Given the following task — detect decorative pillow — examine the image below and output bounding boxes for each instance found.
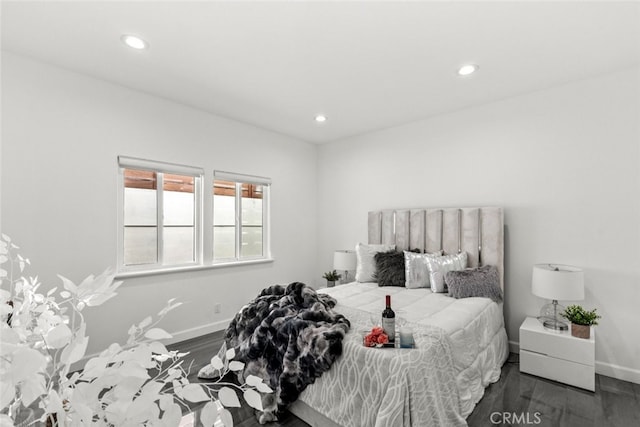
[404,251,443,289]
[425,252,468,293]
[355,243,396,282]
[373,250,405,287]
[446,265,503,302]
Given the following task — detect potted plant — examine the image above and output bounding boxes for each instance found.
[322,270,342,288]
[561,304,601,339]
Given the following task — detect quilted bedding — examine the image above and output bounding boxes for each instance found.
[295,304,468,427]
[293,282,509,426]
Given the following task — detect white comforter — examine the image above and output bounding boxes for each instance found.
[297,282,508,426]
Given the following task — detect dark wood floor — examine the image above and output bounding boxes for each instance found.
[170,331,640,427]
[466,353,640,427]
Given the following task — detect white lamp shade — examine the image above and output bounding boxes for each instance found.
[333,250,356,271]
[532,264,584,301]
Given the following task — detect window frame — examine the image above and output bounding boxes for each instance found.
[212,170,271,265]
[117,156,204,274]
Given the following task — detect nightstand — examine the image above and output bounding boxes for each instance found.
[519,316,595,391]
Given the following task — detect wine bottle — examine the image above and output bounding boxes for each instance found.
[382,294,396,342]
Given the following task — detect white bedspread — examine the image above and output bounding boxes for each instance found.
[296,282,508,426]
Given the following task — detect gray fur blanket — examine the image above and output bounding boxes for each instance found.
[199,282,350,423]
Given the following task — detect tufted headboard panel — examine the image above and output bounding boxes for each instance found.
[368,207,504,290]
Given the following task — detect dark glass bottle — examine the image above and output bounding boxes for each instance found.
[382,294,395,342]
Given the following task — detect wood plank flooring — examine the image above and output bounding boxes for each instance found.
[466,353,640,427]
[170,332,640,427]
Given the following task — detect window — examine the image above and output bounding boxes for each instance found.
[213,171,270,263]
[118,157,203,272]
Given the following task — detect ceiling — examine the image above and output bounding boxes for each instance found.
[2,1,639,144]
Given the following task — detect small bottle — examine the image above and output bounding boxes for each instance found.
[382,294,396,343]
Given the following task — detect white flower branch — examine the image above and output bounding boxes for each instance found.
[0,235,272,427]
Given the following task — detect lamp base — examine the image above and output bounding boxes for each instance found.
[538,300,568,331]
[541,318,569,331]
[340,270,350,284]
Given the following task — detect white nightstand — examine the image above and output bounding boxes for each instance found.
[519,316,595,391]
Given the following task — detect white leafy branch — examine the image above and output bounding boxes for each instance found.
[0,233,31,299]
[198,347,274,414]
[0,235,272,427]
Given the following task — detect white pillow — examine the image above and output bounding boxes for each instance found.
[425,252,468,293]
[355,243,396,282]
[403,251,443,289]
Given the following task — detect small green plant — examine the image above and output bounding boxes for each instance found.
[561,304,601,326]
[322,270,342,281]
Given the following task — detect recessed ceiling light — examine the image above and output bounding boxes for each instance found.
[315,115,327,123]
[458,64,479,76]
[121,34,148,50]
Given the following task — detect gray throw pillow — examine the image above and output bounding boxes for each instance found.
[445,265,503,302]
[374,250,405,287]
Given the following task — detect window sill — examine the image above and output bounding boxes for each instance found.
[115,258,274,280]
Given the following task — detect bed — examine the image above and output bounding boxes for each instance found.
[288,207,509,427]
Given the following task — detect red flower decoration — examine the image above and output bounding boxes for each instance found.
[364,326,390,347]
[377,333,389,344]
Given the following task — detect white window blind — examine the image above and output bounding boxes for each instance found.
[213,170,271,185]
[119,156,204,177]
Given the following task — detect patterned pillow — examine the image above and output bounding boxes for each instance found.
[446,265,503,302]
[425,252,468,293]
[374,250,405,287]
[403,251,443,289]
[355,243,396,283]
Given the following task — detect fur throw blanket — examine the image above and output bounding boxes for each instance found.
[198,282,350,423]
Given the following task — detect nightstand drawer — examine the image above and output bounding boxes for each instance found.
[521,349,595,391]
[520,320,594,366]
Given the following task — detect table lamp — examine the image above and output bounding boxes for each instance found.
[333,250,356,284]
[532,264,584,330]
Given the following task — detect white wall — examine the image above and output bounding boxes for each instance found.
[317,67,640,383]
[1,52,318,355]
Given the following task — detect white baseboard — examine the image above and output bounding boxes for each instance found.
[510,340,639,385]
[164,318,232,346]
[595,361,640,385]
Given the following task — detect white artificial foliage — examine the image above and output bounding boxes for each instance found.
[210,355,224,370]
[199,401,219,427]
[228,361,245,372]
[243,389,263,411]
[218,387,241,408]
[0,235,272,426]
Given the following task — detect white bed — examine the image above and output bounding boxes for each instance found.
[289,207,509,427]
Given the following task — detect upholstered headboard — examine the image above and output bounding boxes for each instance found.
[368,207,504,290]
